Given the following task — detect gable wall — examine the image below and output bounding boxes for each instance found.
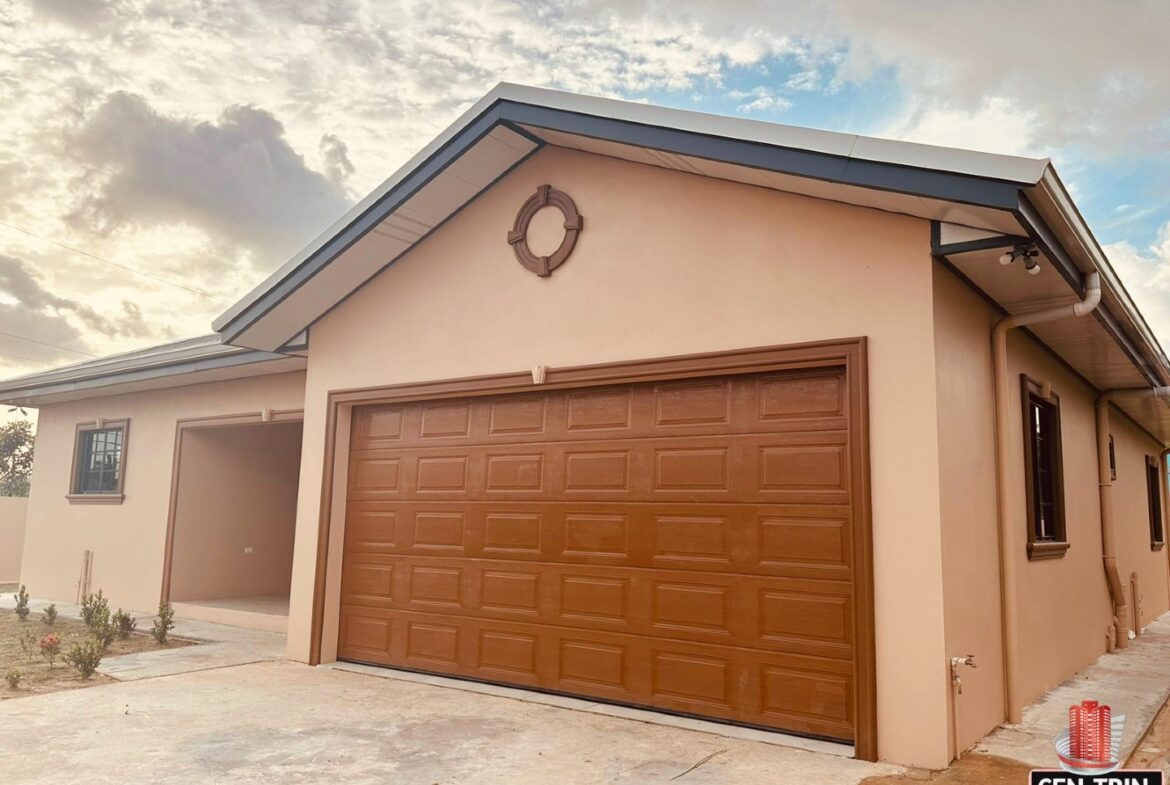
[288,145,951,766]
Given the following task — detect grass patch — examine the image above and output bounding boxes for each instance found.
[1,606,190,699]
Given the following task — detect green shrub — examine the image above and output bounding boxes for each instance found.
[4,669,20,690]
[17,627,37,663]
[151,602,175,645]
[12,584,29,621]
[63,639,104,679]
[38,633,61,667]
[80,590,109,630]
[112,609,136,639]
[41,603,57,626]
[91,618,116,651]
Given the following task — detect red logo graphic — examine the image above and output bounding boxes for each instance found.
[1054,700,1124,775]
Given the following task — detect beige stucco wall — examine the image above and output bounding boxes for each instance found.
[933,262,1170,753]
[169,420,302,602]
[932,264,1005,755]
[1110,407,1170,628]
[20,371,305,613]
[1006,329,1115,698]
[0,495,28,582]
[287,145,952,766]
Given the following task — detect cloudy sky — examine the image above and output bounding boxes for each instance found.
[1,0,1168,389]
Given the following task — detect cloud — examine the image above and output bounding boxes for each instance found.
[1106,223,1170,353]
[319,133,355,187]
[877,96,1042,157]
[729,86,793,114]
[0,253,158,365]
[62,92,351,265]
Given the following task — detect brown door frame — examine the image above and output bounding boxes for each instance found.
[308,338,877,760]
[159,409,305,606]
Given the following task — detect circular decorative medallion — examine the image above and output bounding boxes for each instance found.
[507,184,583,277]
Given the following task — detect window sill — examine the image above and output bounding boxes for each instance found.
[1153,541,1166,552]
[66,493,124,505]
[1028,540,1070,560]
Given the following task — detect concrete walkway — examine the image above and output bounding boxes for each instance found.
[977,612,1170,768]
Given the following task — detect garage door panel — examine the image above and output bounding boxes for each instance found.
[346,501,851,579]
[340,367,862,742]
[349,371,848,452]
[351,435,850,504]
[343,553,853,658]
[337,605,856,739]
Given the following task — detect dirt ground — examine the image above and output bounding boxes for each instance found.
[858,754,1031,785]
[1,603,189,699]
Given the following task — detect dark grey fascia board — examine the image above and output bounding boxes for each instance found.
[215,97,1036,346]
[1013,195,1085,296]
[503,102,1029,210]
[0,349,295,403]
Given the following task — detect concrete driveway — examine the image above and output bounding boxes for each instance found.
[0,660,901,784]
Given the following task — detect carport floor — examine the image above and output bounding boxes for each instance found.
[171,594,289,633]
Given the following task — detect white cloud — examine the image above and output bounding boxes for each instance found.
[1106,223,1170,350]
[877,96,1042,157]
[729,86,793,114]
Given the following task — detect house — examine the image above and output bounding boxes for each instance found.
[3,83,1169,769]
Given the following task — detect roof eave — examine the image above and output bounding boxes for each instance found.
[213,83,1049,349]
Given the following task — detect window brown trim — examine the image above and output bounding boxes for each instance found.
[1109,435,1117,481]
[1021,376,1068,560]
[1147,455,1165,550]
[67,419,130,504]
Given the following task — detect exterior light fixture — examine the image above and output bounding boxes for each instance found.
[1000,244,1042,274]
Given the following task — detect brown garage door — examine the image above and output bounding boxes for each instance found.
[338,367,862,742]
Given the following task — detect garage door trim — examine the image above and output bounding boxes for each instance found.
[309,338,875,760]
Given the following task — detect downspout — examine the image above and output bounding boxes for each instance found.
[1096,385,1170,649]
[992,271,1101,724]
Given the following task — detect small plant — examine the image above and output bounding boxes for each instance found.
[63,639,103,679]
[41,603,57,626]
[91,618,116,651]
[38,633,61,667]
[151,602,175,645]
[17,627,37,663]
[4,669,21,690]
[12,585,29,621]
[80,590,109,630]
[112,609,136,639]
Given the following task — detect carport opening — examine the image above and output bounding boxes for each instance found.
[168,419,302,631]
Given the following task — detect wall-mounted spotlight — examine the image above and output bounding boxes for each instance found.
[999,244,1042,275]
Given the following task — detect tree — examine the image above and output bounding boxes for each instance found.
[0,420,34,497]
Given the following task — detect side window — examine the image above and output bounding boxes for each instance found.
[1021,377,1067,559]
[68,420,129,503]
[1109,435,1117,481]
[1147,456,1165,549]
